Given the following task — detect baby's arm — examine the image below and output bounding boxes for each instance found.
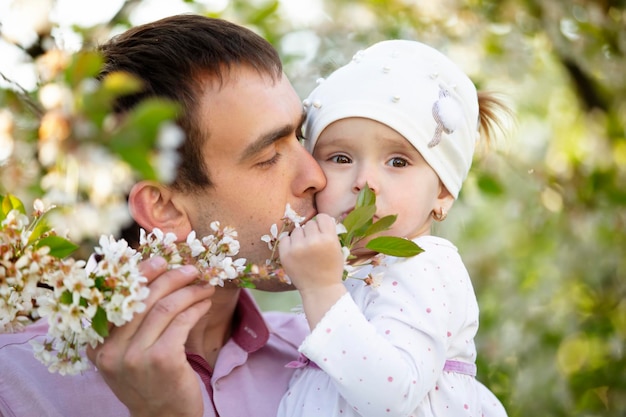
[278,213,347,329]
[296,249,464,416]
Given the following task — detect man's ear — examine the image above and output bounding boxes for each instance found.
[128,181,192,240]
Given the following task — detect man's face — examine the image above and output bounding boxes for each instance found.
[179,67,326,265]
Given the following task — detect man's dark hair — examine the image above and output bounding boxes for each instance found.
[98,14,283,191]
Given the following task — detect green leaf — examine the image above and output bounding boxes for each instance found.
[365,236,424,257]
[108,98,179,180]
[2,194,26,218]
[65,51,103,87]
[476,173,504,196]
[91,306,109,338]
[238,278,257,289]
[113,146,158,181]
[27,218,50,246]
[113,98,179,147]
[36,235,79,258]
[93,275,106,291]
[342,205,376,236]
[355,184,376,208]
[0,194,5,222]
[78,71,145,129]
[27,207,59,246]
[101,71,143,97]
[362,214,397,238]
[249,1,280,25]
[59,290,73,305]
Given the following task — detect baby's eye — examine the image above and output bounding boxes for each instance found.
[387,157,408,168]
[330,155,352,164]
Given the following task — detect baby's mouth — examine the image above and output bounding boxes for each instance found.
[337,210,352,223]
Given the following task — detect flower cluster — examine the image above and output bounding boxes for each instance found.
[0,200,55,334]
[32,235,147,375]
[138,223,246,287]
[0,195,252,375]
[0,196,145,374]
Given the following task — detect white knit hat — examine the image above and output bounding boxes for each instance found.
[303,40,479,198]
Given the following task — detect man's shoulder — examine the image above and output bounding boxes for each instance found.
[0,321,126,417]
[0,322,47,386]
[0,320,48,350]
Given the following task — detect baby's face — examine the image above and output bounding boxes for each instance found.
[312,117,449,241]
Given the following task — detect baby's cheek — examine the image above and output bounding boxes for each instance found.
[314,192,339,217]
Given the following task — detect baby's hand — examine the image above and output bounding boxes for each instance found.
[278,213,345,292]
[279,213,347,329]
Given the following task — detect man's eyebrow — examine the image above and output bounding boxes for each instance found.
[239,111,306,162]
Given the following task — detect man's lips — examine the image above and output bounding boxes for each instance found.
[302,210,317,224]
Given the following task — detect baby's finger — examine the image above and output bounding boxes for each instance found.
[315,214,339,234]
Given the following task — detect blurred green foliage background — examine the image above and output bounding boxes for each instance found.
[1,0,624,416]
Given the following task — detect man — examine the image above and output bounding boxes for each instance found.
[0,14,326,417]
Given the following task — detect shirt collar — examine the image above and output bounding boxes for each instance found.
[230,289,270,353]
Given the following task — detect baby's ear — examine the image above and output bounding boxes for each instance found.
[436,183,455,213]
[128,181,192,240]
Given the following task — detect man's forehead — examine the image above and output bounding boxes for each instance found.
[195,68,302,151]
[199,65,281,92]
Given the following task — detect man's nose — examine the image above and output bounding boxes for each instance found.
[296,145,326,194]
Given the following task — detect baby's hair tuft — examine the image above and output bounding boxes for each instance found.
[477,91,514,146]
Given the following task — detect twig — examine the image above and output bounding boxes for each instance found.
[0,70,43,118]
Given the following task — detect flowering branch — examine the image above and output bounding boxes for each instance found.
[0,186,421,375]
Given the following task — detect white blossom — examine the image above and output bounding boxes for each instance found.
[283,203,305,226]
[366,270,384,288]
[156,122,185,149]
[219,235,240,257]
[154,148,180,184]
[186,231,206,257]
[38,83,74,112]
[261,223,279,250]
[154,122,184,184]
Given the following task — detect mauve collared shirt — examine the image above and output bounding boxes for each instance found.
[0,290,307,417]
